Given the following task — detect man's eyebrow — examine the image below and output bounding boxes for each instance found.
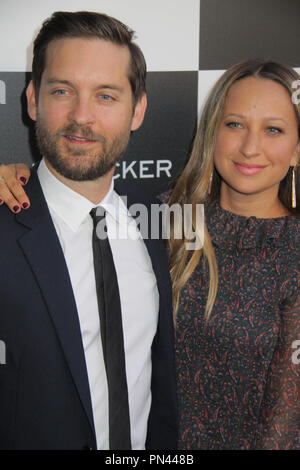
[46,79,73,87]
[94,84,124,93]
[45,79,124,93]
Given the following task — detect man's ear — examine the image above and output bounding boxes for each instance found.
[26,80,38,121]
[131,93,147,132]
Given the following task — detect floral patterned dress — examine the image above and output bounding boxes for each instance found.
[176,200,300,449]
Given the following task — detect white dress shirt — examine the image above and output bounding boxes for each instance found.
[37,158,159,450]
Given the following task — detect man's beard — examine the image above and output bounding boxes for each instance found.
[35,116,131,181]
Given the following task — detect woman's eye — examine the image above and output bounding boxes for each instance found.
[267,127,282,134]
[226,121,242,128]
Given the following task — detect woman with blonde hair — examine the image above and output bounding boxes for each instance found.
[1,59,300,450]
[168,59,300,449]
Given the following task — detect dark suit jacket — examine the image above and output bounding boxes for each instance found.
[0,167,178,450]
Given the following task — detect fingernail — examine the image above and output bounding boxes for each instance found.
[0,199,3,204]
[13,205,19,212]
[22,202,29,209]
[20,177,27,184]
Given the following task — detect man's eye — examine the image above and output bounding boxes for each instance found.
[53,89,68,95]
[100,94,113,101]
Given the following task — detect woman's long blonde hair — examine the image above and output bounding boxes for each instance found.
[169,59,300,323]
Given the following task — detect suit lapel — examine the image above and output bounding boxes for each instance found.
[15,171,95,436]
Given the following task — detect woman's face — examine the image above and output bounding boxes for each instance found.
[214,76,300,203]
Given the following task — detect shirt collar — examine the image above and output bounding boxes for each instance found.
[37,158,125,232]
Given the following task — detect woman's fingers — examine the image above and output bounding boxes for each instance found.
[14,163,31,186]
[0,163,31,211]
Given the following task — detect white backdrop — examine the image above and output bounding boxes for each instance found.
[0,0,200,72]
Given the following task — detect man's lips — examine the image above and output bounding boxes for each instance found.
[234,162,266,176]
[64,134,97,144]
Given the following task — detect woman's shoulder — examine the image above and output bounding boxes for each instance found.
[283,215,300,246]
[277,217,300,306]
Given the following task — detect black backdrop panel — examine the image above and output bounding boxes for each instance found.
[122,71,198,196]
[200,0,300,70]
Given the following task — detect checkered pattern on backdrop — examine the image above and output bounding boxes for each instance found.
[1,0,300,196]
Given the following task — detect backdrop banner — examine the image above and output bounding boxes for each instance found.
[1,0,300,196]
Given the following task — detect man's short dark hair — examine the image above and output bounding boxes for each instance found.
[32,11,147,106]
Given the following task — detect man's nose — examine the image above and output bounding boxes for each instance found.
[68,95,95,126]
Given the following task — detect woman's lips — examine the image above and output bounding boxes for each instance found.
[234,162,266,175]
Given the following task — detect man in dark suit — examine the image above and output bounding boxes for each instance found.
[0,11,177,450]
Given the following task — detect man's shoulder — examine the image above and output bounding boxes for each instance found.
[0,202,16,225]
[0,168,48,235]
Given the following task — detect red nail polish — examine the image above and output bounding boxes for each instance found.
[20,177,27,184]
[22,202,29,209]
[13,205,19,212]
[0,199,2,204]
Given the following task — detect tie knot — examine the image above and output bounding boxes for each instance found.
[90,206,106,226]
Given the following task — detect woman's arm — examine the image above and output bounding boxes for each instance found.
[254,293,300,449]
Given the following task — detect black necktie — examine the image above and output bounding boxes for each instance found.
[90,207,131,450]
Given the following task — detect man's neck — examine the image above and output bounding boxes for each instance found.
[44,159,114,204]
